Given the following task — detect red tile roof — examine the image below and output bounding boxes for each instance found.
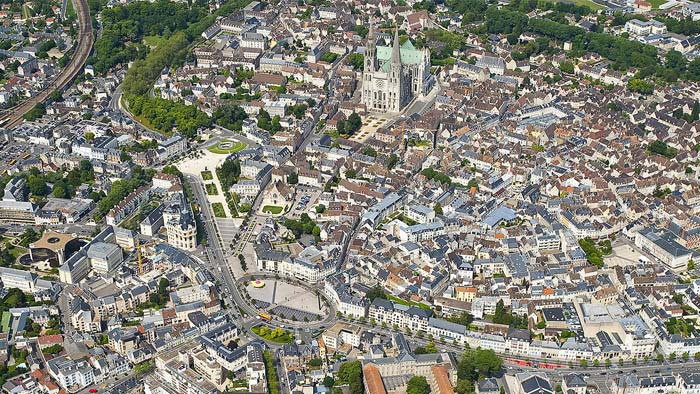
[363,364,387,394]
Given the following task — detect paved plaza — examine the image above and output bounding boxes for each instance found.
[246,279,326,317]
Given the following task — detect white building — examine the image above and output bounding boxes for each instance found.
[86,242,123,274]
[624,19,667,35]
[47,356,96,391]
[0,267,36,293]
[635,227,694,271]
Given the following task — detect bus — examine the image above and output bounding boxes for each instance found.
[8,159,16,166]
[22,154,30,160]
[258,312,272,322]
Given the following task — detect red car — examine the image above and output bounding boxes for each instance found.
[89,389,97,393]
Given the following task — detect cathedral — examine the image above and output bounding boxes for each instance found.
[361,25,433,114]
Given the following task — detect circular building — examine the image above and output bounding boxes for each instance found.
[29,231,82,266]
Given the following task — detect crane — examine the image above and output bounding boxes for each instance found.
[136,240,159,275]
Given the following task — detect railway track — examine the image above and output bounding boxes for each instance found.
[0,0,92,129]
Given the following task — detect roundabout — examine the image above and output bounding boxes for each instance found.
[207,139,247,154]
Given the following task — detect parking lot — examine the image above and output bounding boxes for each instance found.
[0,142,51,174]
[288,188,323,219]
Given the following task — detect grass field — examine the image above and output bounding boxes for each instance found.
[208,140,247,154]
[387,295,432,311]
[542,0,604,9]
[262,205,283,214]
[201,171,213,180]
[648,0,667,8]
[143,35,167,48]
[212,202,226,218]
[65,0,76,19]
[205,183,218,195]
[8,246,26,262]
[22,4,32,19]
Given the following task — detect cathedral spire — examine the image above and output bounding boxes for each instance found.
[391,26,401,65]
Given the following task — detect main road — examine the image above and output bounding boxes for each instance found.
[186,174,249,320]
[0,0,93,129]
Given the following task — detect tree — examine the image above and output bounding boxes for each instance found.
[52,184,68,198]
[386,153,399,169]
[366,285,386,301]
[346,113,362,136]
[158,278,170,294]
[434,203,443,215]
[689,259,695,271]
[24,103,46,121]
[217,158,241,189]
[19,228,40,247]
[407,376,430,394]
[628,78,653,94]
[580,359,588,367]
[337,361,364,394]
[309,358,323,367]
[323,376,335,388]
[559,61,575,74]
[455,348,502,394]
[213,104,247,131]
[415,341,439,354]
[336,119,345,134]
[362,147,377,157]
[27,174,48,196]
[347,53,364,70]
[42,344,64,355]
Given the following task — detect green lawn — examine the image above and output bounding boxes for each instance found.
[205,183,218,195]
[252,326,295,343]
[387,295,432,311]
[22,4,32,19]
[542,0,604,9]
[1,312,10,332]
[201,170,213,180]
[648,0,666,8]
[8,245,26,261]
[143,35,166,48]
[65,0,76,19]
[208,140,247,154]
[262,205,283,214]
[212,202,226,218]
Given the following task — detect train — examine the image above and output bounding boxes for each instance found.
[505,358,569,369]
